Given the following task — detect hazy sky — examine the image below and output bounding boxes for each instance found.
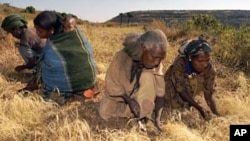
[1,0,250,22]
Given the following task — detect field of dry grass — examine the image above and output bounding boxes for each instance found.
[0,5,250,141]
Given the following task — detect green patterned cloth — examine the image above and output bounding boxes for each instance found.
[41,28,97,93]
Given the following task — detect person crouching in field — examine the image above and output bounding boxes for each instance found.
[1,14,46,91]
[98,29,168,131]
[33,11,97,105]
[164,36,220,121]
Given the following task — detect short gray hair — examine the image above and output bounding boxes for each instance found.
[137,29,167,51]
[123,29,168,61]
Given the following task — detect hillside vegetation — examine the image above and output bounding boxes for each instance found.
[0,4,250,141]
[109,10,250,28]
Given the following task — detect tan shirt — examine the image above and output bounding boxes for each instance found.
[105,49,165,97]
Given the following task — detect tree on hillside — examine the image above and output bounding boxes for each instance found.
[119,13,124,27]
[127,12,133,26]
[25,6,36,13]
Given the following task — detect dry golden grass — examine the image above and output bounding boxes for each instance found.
[0,16,250,141]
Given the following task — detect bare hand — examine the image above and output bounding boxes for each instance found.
[213,111,220,117]
[15,65,25,72]
[154,96,165,131]
[127,98,140,118]
[199,108,211,121]
[155,116,163,131]
[119,94,140,118]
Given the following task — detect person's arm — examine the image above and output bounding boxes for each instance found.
[154,96,165,130]
[15,43,36,72]
[203,64,220,116]
[120,94,140,118]
[204,92,220,116]
[153,63,166,130]
[15,57,36,72]
[178,91,210,120]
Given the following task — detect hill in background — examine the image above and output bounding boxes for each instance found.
[1,3,250,28]
[1,3,250,141]
[109,10,250,27]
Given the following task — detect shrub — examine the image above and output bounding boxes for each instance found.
[24,6,36,13]
[214,25,250,71]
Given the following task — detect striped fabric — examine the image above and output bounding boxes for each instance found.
[41,28,96,93]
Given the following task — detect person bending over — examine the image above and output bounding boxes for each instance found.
[98,29,168,131]
[164,36,220,121]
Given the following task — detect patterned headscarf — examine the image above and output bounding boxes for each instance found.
[183,36,212,57]
[1,14,27,32]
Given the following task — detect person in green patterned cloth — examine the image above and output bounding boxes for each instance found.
[1,14,46,91]
[164,36,220,121]
[98,29,168,131]
[33,11,96,104]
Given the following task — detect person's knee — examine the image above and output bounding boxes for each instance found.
[140,98,155,118]
[98,104,111,120]
[98,96,115,120]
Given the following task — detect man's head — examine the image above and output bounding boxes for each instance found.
[1,14,28,39]
[138,29,167,69]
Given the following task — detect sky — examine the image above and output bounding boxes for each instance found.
[1,0,250,22]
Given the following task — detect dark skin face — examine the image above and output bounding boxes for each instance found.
[141,45,166,69]
[34,25,53,39]
[9,28,22,39]
[190,52,210,73]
